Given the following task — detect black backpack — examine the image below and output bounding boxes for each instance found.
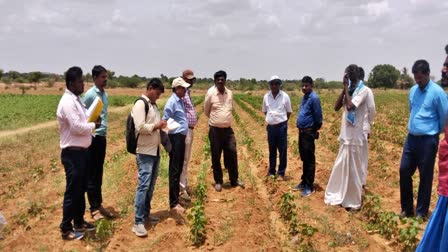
[126,97,149,154]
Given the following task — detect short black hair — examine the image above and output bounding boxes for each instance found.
[412,60,430,75]
[214,70,227,80]
[146,78,164,92]
[301,76,313,85]
[65,66,83,88]
[345,64,359,81]
[359,67,365,80]
[92,65,107,78]
[445,44,448,54]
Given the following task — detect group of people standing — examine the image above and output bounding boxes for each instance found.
[262,65,375,205]
[55,45,448,249]
[56,67,246,239]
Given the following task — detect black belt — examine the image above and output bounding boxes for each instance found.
[299,128,314,132]
[188,126,194,129]
[63,147,88,151]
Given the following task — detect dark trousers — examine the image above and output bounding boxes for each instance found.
[87,135,106,211]
[299,130,316,187]
[168,133,186,208]
[209,126,239,185]
[400,134,439,216]
[267,122,288,176]
[60,148,88,233]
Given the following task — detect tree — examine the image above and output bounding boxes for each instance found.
[0,69,3,79]
[8,70,19,80]
[314,78,325,88]
[160,74,169,83]
[29,71,43,83]
[397,67,414,89]
[367,64,400,88]
[107,70,115,79]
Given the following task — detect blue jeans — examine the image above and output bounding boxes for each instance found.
[134,154,160,224]
[400,134,439,216]
[267,122,288,176]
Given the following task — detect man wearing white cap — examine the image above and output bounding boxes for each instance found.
[163,77,190,214]
[179,69,197,201]
[262,75,292,181]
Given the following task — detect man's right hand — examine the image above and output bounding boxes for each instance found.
[94,118,102,129]
[156,120,167,130]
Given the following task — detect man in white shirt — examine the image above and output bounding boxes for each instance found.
[325,64,371,211]
[56,66,101,240]
[262,75,292,180]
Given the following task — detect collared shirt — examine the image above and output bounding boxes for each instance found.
[339,85,369,145]
[82,86,108,136]
[297,90,323,129]
[262,90,292,125]
[408,80,448,136]
[362,86,376,135]
[182,89,197,128]
[204,86,233,128]
[132,95,161,156]
[56,89,95,149]
[163,93,188,135]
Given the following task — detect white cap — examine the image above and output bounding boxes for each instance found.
[269,75,282,85]
[172,77,190,88]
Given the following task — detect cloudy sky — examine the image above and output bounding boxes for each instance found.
[0,0,447,81]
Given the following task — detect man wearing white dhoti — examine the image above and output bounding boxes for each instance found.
[324,64,370,210]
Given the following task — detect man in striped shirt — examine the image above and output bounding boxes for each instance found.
[179,69,197,201]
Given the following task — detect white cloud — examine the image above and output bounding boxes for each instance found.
[208,23,231,38]
[362,0,391,17]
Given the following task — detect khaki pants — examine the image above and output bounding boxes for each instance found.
[180,128,193,192]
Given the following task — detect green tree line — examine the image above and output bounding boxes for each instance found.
[0,64,425,90]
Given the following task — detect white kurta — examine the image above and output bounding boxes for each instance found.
[324,84,371,209]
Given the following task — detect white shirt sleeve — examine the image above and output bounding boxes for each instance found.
[262,95,268,113]
[284,94,292,113]
[352,88,368,108]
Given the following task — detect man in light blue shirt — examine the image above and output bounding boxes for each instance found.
[162,77,190,214]
[82,65,113,220]
[400,59,448,219]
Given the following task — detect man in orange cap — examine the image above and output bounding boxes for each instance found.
[178,69,197,201]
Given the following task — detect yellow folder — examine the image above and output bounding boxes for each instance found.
[87,97,104,122]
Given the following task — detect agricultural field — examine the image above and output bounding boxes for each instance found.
[0,87,438,252]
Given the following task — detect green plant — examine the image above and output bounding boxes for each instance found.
[399,218,421,251]
[95,219,115,243]
[28,201,44,217]
[50,158,57,172]
[280,192,296,222]
[188,201,207,246]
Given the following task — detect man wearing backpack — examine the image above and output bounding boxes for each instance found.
[131,79,166,237]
